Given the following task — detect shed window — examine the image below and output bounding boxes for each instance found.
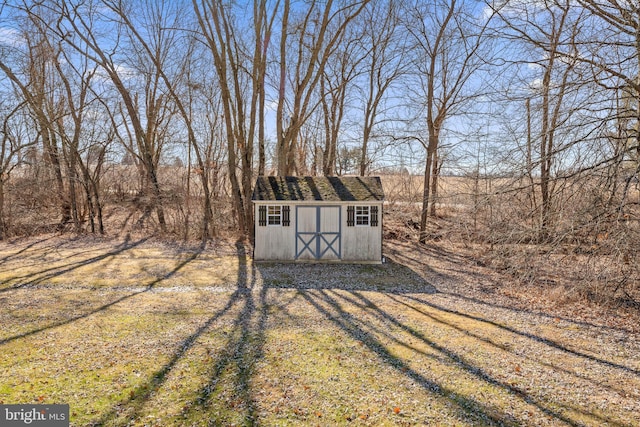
[355,206,370,226]
[268,206,282,225]
[258,205,290,227]
[347,205,379,227]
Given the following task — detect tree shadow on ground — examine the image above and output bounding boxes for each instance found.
[0,237,269,426]
[4,237,636,426]
[257,248,636,427]
[86,249,436,425]
[404,294,640,378]
[83,240,640,426]
[0,235,150,293]
[179,241,269,425]
[293,287,633,427]
[0,237,202,346]
[393,293,639,401]
[0,235,56,266]
[297,288,513,426]
[91,240,269,427]
[385,239,489,284]
[386,239,640,335]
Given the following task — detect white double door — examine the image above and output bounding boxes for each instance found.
[295,206,341,261]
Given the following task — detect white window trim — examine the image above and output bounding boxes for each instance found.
[355,205,370,227]
[267,205,282,226]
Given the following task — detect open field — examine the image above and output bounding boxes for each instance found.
[1,236,639,426]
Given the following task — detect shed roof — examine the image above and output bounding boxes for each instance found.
[252,176,384,202]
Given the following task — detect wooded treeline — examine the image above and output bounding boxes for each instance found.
[0,0,638,253]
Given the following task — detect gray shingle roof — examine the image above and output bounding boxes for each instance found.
[252,176,384,202]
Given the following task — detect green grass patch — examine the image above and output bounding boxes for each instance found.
[0,238,242,290]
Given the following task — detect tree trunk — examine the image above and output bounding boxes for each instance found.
[429,150,439,217]
[0,177,5,240]
[360,125,371,176]
[145,159,167,232]
[43,129,71,227]
[419,145,436,244]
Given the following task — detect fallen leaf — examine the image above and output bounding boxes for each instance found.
[515,365,522,374]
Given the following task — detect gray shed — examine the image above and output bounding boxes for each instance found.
[252,176,384,263]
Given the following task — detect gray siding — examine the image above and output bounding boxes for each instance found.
[253,204,296,260]
[341,203,382,262]
[253,202,382,263]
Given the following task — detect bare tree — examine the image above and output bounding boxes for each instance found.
[274,0,369,176]
[253,0,276,177]
[0,9,71,228]
[0,99,36,238]
[356,0,407,176]
[44,0,174,232]
[493,0,585,241]
[574,0,640,200]
[102,0,221,240]
[0,2,118,234]
[193,0,278,234]
[405,0,492,243]
[319,30,363,176]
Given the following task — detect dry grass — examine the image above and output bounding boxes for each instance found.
[1,236,639,426]
[380,173,640,310]
[0,236,241,291]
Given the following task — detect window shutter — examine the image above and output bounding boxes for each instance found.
[258,205,266,226]
[371,205,379,227]
[347,206,354,226]
[282,205,290,226]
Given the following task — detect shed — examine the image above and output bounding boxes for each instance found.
[252,176,384,263]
